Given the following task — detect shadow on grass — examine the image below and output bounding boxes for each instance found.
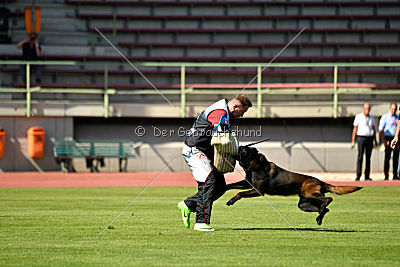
[225,227,369,233]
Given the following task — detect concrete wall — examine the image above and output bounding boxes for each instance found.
[0,117,73,171]
[0,108,397,174]
[69,117,388,174]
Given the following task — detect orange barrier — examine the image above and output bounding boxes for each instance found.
[24,8,32,33]
[27,127,45,158]
[24,7,41,34]
[35,8,41,34]
[0,128,5,159]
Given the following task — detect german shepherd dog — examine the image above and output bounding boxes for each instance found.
[227,146,362,225]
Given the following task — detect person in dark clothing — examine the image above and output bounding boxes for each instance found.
[351,103,378,181]
[16,33,42,84]
[379,103,399,180]
[178,94,252,231]
[390,106,400,178]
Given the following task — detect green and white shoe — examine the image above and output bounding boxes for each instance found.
[193,223,215,232]
[177,201,191,228]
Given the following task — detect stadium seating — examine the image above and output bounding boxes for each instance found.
[2,0,400,172]
[1,0,400,100]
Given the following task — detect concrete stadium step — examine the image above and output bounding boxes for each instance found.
[66,1,400,17]
[3,65,399,86]
[2,52,400,63]
[6,31,91,47]
[8,29,397,47]
[3,42,399,59]
[88,28,400,44]
[79,14,400,31]
[6,2,75,17]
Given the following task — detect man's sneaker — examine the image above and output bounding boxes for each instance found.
[177,201,191,228]
[193,223,215,232]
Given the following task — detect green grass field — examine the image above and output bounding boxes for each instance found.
[1,186,399,266]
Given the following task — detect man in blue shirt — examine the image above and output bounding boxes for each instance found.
[379,103,399,180]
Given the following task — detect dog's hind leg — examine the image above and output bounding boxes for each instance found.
[301,183,334,225]
[297,196,322,212]
[314,196,333,225]
[316,208,330,225]
[226,189,260,206]
[302,184,333,210]
[299,196,331,225]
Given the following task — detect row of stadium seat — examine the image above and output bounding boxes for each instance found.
[65,1,400,7]
[90,28,400,33]
[78,14,400,20]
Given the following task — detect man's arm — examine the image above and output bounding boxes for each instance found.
[34,39,41,57]
[390,122,400,149]
[378,116,386,145]
[351,126,358,148]
[16,38,29,49]
[379,130,387,146]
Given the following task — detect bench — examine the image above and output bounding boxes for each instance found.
[53,139,136,173]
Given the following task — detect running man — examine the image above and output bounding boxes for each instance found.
[178,94,252,231]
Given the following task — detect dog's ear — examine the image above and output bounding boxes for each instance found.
[258,154,267,163]
[230,154,240,160]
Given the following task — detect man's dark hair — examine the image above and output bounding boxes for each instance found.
[234,94,252,108]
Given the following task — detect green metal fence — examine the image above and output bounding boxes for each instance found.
[1,60,400,118]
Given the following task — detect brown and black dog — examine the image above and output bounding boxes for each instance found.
[227,146,362,225]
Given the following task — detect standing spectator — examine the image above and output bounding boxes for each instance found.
[379,103,399,180]
[390,107,400,178]
[351,103,378,181]
[16,33,42,84]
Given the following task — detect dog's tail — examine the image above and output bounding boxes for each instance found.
[324,184,362,195]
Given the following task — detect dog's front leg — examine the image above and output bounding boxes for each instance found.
[226,170,253,191]
[226,189,260,206]
[226,179,253,190]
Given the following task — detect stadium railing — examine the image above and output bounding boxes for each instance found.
[3,54,400,62]
[1,60,400,118]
